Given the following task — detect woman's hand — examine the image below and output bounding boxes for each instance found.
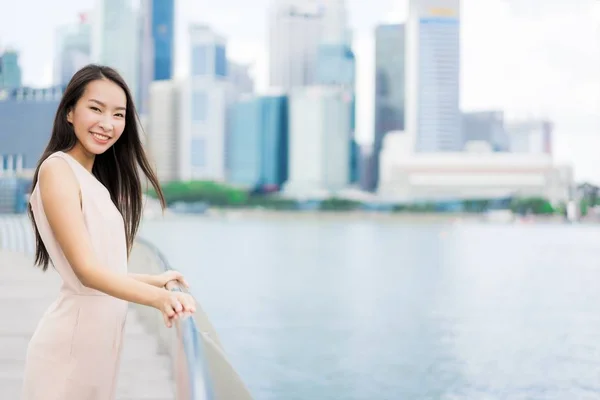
[153,290,196,328]
[157,270,189,289]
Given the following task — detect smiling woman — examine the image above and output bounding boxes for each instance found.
[21,65,197,400]
[66,80,127,154]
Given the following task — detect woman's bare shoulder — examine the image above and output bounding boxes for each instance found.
[38,156,80,205]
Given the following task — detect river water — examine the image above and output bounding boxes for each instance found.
[139,215,600,400]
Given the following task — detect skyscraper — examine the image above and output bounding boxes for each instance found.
[406,0,461,152]
[0,49,22,89]
[313,0,357,183]
[54,14,91,86]
[269,0,324,90]
[178,25,231,181]
[147,80,180,182]
[228,93,288,188]
[0,86,64,171]
[284,86,353,195]
[138,0,153,114]
[152,0,175,80]
[137,0,174,114]
[320,0,351,45]
[92,0,140,100]
[371,23,405,191]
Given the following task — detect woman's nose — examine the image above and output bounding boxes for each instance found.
[98,120,113,132]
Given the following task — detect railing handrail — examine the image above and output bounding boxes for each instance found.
[135,237,253,400]
[136,237,213,399]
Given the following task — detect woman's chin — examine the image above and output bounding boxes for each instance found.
[82,140,113,155]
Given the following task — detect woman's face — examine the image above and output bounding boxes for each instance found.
[67,78,127,155]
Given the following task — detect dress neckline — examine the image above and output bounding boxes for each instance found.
[56,151,111,196]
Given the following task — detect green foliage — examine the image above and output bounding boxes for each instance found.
[580,199,589,217]
[147,180,248,206]
[147,181,564,217]
[510,197,554,215]
[246,195,298,210]
[319,197,362,211]
[462,199,490,213]
[392,202,437,213]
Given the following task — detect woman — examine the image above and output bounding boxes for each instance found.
[21,65,196,399]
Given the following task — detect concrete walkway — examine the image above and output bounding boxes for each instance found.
[0,249,176,400]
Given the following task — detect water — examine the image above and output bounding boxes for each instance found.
[139,216,600,400]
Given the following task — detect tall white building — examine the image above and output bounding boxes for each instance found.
[179,25,231,182]
[320,0,350,45]
[284,86,353,196]
[146,80,180,182]
[406,0,462,152]
[137,0,154,115]
[54,13,92,86]
[269,0,325,90]
[92,0,139,100]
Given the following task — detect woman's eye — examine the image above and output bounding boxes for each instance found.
[115,113,125,118]
[90,107,101,112]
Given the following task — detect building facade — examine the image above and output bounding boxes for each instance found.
[228,93,288,189]
[152,0,175,80]
[178,25,231,182]
[92,0,140,101]
[505,119,553,155]
[54,14,91,86]
[284,86,352,196]
[137,0,175,114]
[137,0,154,115]
[406,0,462,152]
[371,23,406,191]
[228,61,255,96]
[146,80,180,182]
[269,0,324,90]
[0,50,22,89]
[0,86,63,171]
[378,132,572,204]
[462,110,508,151]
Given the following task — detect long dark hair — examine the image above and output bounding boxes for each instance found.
[28,64,166,271]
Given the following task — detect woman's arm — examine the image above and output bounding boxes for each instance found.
[129,273,163,288]
[130,271,189,289]
[39,158,173,309]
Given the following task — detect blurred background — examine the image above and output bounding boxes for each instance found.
[1,0,600,399]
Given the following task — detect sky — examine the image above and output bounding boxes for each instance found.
[0,0,599,182]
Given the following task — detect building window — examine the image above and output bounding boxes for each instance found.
[215,45,227,77]
[191,137,206,168]
[192,91,208,122]
[191,45,208,76]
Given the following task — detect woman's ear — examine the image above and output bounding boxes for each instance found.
[66,108,73,124]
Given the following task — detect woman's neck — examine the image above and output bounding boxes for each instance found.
[65,144,95,173]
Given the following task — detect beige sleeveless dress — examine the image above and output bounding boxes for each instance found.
[21,151,129,400]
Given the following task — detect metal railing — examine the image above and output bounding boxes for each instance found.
[134,238,254,400]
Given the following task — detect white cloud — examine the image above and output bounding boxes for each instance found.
[381,0,408,24]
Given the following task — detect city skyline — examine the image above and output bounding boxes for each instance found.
[0,0,598,183]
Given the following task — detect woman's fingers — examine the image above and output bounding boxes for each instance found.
[170,298,183,313]
[179,294,196,313]
[162,309,173,328]
[161,293,197,328]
